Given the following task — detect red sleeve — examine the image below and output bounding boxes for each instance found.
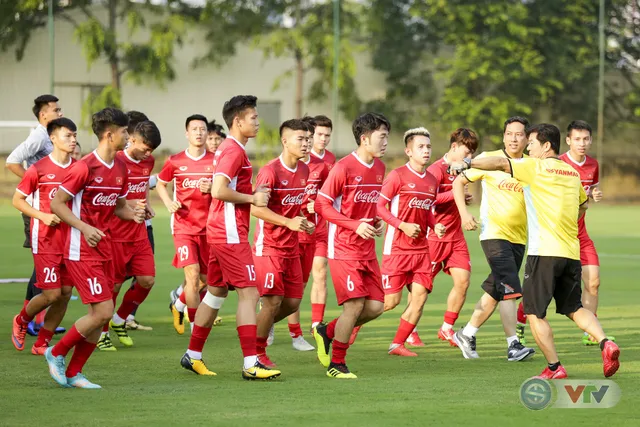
[157,157,174,183]
[16,165,39,197]
[594,162,600,185]
[60,162,90,197]
[118,171,129,198]
[215,146,243,181]
[317,163,361,232]
[428,163,453,205]
[377,170,402,229]
[255,165,275,190]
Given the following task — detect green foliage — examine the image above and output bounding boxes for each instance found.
[253,119,281,166]
[80,85,122,129]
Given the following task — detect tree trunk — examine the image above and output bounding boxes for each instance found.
[295,48,303,118]
[108,0,120,92]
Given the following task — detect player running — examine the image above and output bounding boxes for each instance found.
[450,117,535,361]
[46,108,145,389]
[449,123,620,379]
[426,128,478,346]
[157,115,214,334]
[253,119,315,367]
[101,120,162,350]
[11,118,78,355]
[180,95,280,380]
[313,112,389,379]
[378,127,446,356]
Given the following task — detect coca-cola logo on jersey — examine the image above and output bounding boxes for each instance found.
[182,177,211,189]
[408,197,433,210]
[92,192,118,206]
[282,193,305,205]
[128,181,148,194]
[498,180,524,193]
[354,190,380,203]
[304,183,318,195]
[48,187,58,200]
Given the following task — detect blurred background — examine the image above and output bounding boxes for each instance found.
[0,0,639,200]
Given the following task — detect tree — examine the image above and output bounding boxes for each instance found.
[251,0,364,119]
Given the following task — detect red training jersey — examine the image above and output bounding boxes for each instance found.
[16,154,75,255]
[59,151,128,261]
[310,148,336,171]
[560,152,599,238]
[427,156,464,242]
[316,152,385,261]
[157,149,214,236]
[109,151,154,242]
[207,137,253,244]
[254,156,309,256]
[299,155,329,244]
[378,163,438,255]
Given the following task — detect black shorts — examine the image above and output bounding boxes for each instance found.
[480,239,525,301]
[522,255,583,319]
[22,213,31,248]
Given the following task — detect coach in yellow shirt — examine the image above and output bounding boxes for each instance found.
[449,123,620,380]
[451,117,534,362]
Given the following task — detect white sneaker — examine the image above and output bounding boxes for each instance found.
[292,335,315,351]
[267,325,275,346]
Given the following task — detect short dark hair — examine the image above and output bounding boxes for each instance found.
[503,116,530,133]
[127,111,149,134]
[279,119,309,138]
[301,116,316,133]
[134,120,162,150]
[47,117,77,136]
[352,112,391,146]
[207,120,227,138]
[527,123,561,154]
[567,120,592,137]
[222,95,258,129]
[449,128,479,153]
[185,114,208,130]
[75,141,81,149]
[32,95,59,119]
[91,107,129,139]
[313,115,332,129]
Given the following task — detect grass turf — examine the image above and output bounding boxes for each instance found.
[0,200,638,426]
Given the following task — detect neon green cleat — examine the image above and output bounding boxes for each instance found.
[97,333,117,351]
[312,323,331,368]
[516,324,526,345]
[327,363,357,379]
[109,320,133,347]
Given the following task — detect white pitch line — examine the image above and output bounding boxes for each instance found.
[0,278,30,284]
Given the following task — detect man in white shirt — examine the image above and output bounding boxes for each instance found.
[5,95,63,335]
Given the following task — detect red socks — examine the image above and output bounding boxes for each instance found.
[102,323,109,333]
[393,319,416,345]
[444,310,459,327]
[288,323,303,338]
[35,310,45,325]
[517,302,527,324]
[34,327,55,347]
[188,325,212,353]
[326,318,338,340]
[311,303,325,324]
[256,336,268,355]
[187,308,198,323]
[331,340,349,364]
[17,307,34,325]
[65,339,97,378]
[179,292,187,304]
[51,325,85,358]
[116,283,151,320]
[237,324,257,357]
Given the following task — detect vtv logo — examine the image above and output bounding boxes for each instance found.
[554,380,621,409]
[564,385,608,404]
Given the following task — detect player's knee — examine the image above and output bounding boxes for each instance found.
[343,298,365,317]
[384,295,401,312]
[42,289,62,305]
[60,287,73,302]
[586,276,600,294]
[208,286,228,298]
[93,303,114,324]
[137,276,155,289]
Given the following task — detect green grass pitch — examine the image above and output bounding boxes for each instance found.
[0,201,638,426]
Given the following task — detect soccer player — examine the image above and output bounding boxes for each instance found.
[426,128,478,346]
[313,112,389,379]
[450,117,536,361]
[6,95,64,336]
[100,120,162,350]
[253,118,315,367]
[206,120,226,153]
[72,142,82,161]
[180,95,280,380]
[11,118,77,355]
[45,108,145,389]
[449,123,620,379]
[308,115,336,329]
[378,127,446,356]
[157,115,214,335]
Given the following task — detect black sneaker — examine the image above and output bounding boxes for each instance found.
[453,330,479,359]
[327,362,357,379]
[507,340,535,361]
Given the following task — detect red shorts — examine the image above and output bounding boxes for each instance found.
[65,260,114,304]
[381,253,433,295]
[428,238,471,277]
[299,242,315,284]
[112,240,155,283]
[314,238,328,258]
[33,254,72,290]
[579,235,599,266]
[207,243,256,289]
[328,258,384,306]
[172,234,208,274]
[254,254,304,299]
